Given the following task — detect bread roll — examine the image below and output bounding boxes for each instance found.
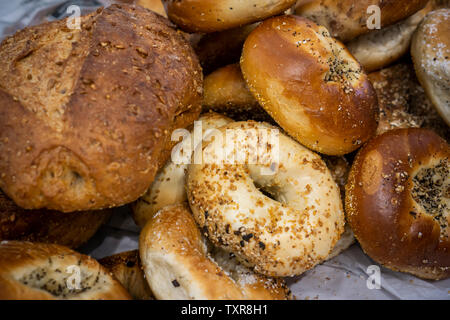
[0,4,202,212]
[411,8,450,126]
[0,190,111,248]
[346,128,449,280]
[0,241,131,299]
[162,0,297,33]
[241,15,379,155]
[203,64,271,122]
[295,0,429,42]
[99,250,154,300]
[140,204,291,299]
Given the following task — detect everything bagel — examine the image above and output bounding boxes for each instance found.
[186,121,345,277]
[139,204,291,299]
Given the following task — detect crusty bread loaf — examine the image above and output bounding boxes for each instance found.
[0,190,111,248]
[0,4,202,212]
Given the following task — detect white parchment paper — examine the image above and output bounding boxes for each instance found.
[0,0,448,300]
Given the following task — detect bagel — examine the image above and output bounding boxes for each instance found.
[295,0,429,42]
[240,15,379,156]
[162,0,297,33]
[117,0,167,17]
[369,62,449,141]
[203,64,271,122]
[0,4,202,212]
[347,2,433,72]
[99,250,154,300]
[346,128,450,280]
[139,204,291,300]
[0,190,111,248]
[186,121,345,277]
[411,8,450,126]
[0,241,131,299]
[133,112,233,228]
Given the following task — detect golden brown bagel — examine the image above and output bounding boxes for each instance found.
[369,62,449,141]
[0,4,202,212]
[0,190,111,248]
[411,8,450,126]
[203,64,271,122]
[162,0,297,33]
[241,15,379,155]
[0,241,131,299]
[346,128,450,280]
[139,204,291,300]
[295,0,429,42]
[99,250,154,300]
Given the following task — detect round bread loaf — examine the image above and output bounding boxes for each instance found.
[99,250,154,300]
[411,8,450,126]
[241,15,379,155]
[162,0,297,33]
[0,4,202,212]
[346,128,450,280]
[0,241,131,299]
[140,204,291,300]
[295,0,429,42]
[0,190,111,248]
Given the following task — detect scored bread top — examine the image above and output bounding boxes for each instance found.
[0,4,202,212]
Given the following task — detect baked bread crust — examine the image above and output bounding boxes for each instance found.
[0,4,202,212]
[0,191,111,248]
[0,241,131,299]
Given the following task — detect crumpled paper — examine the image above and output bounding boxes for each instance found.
[0,0,448,300]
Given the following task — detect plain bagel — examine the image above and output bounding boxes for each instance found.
[346,128,450,280]
[186,121,345,277]
[139,204,291,300]
[295,0,429,42]
[0,241,131,299]
[162,0,297,33]
[132,112,233,228]
[241,15,379,155]
[411,8,450,126]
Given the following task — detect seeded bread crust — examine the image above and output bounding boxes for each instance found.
[0,4,202,212]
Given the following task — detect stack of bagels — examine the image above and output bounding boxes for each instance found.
[0,0,448,300]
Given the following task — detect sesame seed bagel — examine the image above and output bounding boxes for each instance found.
[240,15,379,156]
[411,8,450,126]
[346,128,450,280]
[0,241,131,299]
[139,204,291,300]
[186,121,345,277]
[132,112,233,228]
[162,0,297,33]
